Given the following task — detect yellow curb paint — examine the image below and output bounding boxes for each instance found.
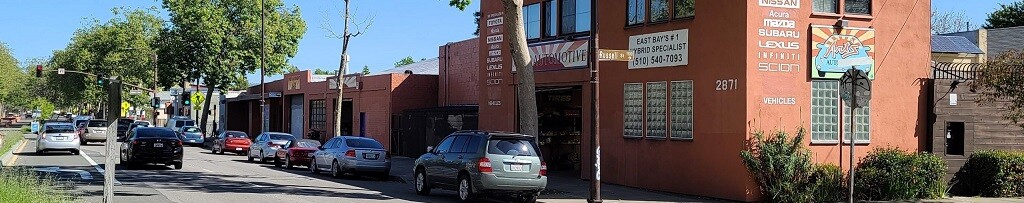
[8,140,28,165]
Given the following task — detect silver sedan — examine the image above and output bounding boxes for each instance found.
[310,136,391,180]
[37,123,81,154]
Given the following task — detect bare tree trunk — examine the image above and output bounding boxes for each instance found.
[333,0,352,138]
[502,0,539,136]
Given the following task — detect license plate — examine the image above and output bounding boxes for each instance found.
[235,148,243,151]
[363,153,378,159]
[55,136,66,141]
[510,164,524,171]
[154,143,164,147]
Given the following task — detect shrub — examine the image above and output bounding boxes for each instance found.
[950,150,1024,197]
[853,147,947,201]
[740,128,814,202]
[810,164,846,202]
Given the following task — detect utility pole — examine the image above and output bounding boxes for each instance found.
[587,0,601,202]
[103,76,121,203]
[152,53,159,125]
[259,0,268,133]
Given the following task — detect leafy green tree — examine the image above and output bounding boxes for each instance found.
[394,56,415,67]
[984,1,1024,29]
[0,42,33,112]
[972,50,1024,128]
[313,68,337,75]
[160,0,306,131]
[361,65,370,75]
[31,99,55,120]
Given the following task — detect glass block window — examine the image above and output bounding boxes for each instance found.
[624,83,644,138]
[646,82,667,139]
[813,0,839,13]
[843,101,870,143]
[309,100,326,130]
[670,81,693,139]
[811,81,840,143]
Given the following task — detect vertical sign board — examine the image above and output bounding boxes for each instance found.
[628,29,689,69]
[485,12,506,107]
[755,0,803,108]
[810,26,876,79]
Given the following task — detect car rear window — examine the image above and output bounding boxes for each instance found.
[45,125,76,133]
[226,132,248,138]
[295,140,321,148]
[87,121,107,127]
[487,138,538,157]
[345,139,383,149]
[136,129,179,139]
[183,127,200,133]
[118,119,134,125]
[269,133,295,141]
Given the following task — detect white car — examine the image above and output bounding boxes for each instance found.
[37,123,81,155]
[248,132,295,163]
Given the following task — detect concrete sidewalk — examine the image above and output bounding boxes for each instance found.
[390,156,721,202]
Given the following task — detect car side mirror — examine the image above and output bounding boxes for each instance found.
[426,146,434,153]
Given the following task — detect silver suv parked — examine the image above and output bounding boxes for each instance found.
[413,131,547,202]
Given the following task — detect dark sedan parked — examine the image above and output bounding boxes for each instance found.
[120,127,184,169]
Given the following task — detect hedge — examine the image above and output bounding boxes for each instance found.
[853,148,946,201]
[951,150,1024,197]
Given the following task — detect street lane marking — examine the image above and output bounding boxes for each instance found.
[80,150,121,185]
[7,140,28,165]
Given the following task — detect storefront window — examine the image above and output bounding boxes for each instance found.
[811,81,840,143]
[560,0,590,34]
[624,83,644,138]
[670,81,693,139]
[650,0,669,22]
[626,0,646,25]
[646,82,667,139]
[813,0,839,13]
[673,0,695,19]
[845,0,871,15]
[309,100,326,130]
[545,0,558,37]
[525,3,542,39]
[843,101,871,143]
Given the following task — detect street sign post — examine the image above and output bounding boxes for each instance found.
[597,49,634,61]
[839,68,870,203]
[57,68,66,75]
[129,89,143,95]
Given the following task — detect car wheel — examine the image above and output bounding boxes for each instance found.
[173,162,183,170]
[211,146,218,154]
[274,156,282,167]
[259,150,268,163]
[247,151,255,162]
[35,149,44,155]
[80,140,87,145]
[123,158,134,170]
[414,169,431,196]
[285,155,293,169]
[458,175,476,202]
[310,158,319,174]
[218,146,224,154]
[521,191,539,203]
[71,150,80,155]
[331,160,342,178]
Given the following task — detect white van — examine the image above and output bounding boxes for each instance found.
[165,116,196,132]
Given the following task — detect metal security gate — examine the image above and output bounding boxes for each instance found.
[397,106,478,157]
[290,95,304,138]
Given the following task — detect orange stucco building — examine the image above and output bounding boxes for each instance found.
[477,0,931,201]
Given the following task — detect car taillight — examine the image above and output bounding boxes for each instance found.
[40,133,47,139]
[345,150,355,158]
[177,140,183,146]
[132,140,140,145]
[540,162,548,176]
[478,158,492,173]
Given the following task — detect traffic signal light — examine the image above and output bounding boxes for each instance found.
[182,92,192,106]
[97,74,107,86]
[35,65,42,77]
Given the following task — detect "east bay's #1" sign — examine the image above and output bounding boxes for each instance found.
[629,29,689,69]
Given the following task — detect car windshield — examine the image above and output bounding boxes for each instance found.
[118,119,134,125]
[87,121,107,127]
[44,125,76,133]
[225,132,248,138]
[268,133,294,141]
[136,129,179,139]
[487,138,538,157]
[183,127,200,133]
[345,139,383,149]
[294,140,321,148]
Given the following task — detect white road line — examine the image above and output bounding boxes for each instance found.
[80,150,121,185]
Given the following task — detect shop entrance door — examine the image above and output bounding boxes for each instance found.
[290,95,304,137]
[535,86,583,172]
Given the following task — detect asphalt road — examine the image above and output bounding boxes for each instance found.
[8,133,480,203]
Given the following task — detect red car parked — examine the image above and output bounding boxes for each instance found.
[275,139,321,169]
[212,131,251,155]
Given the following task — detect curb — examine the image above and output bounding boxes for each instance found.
[0,139,27,167]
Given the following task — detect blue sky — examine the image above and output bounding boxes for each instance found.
[0,0,479,83]
[0,0,1016,84]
